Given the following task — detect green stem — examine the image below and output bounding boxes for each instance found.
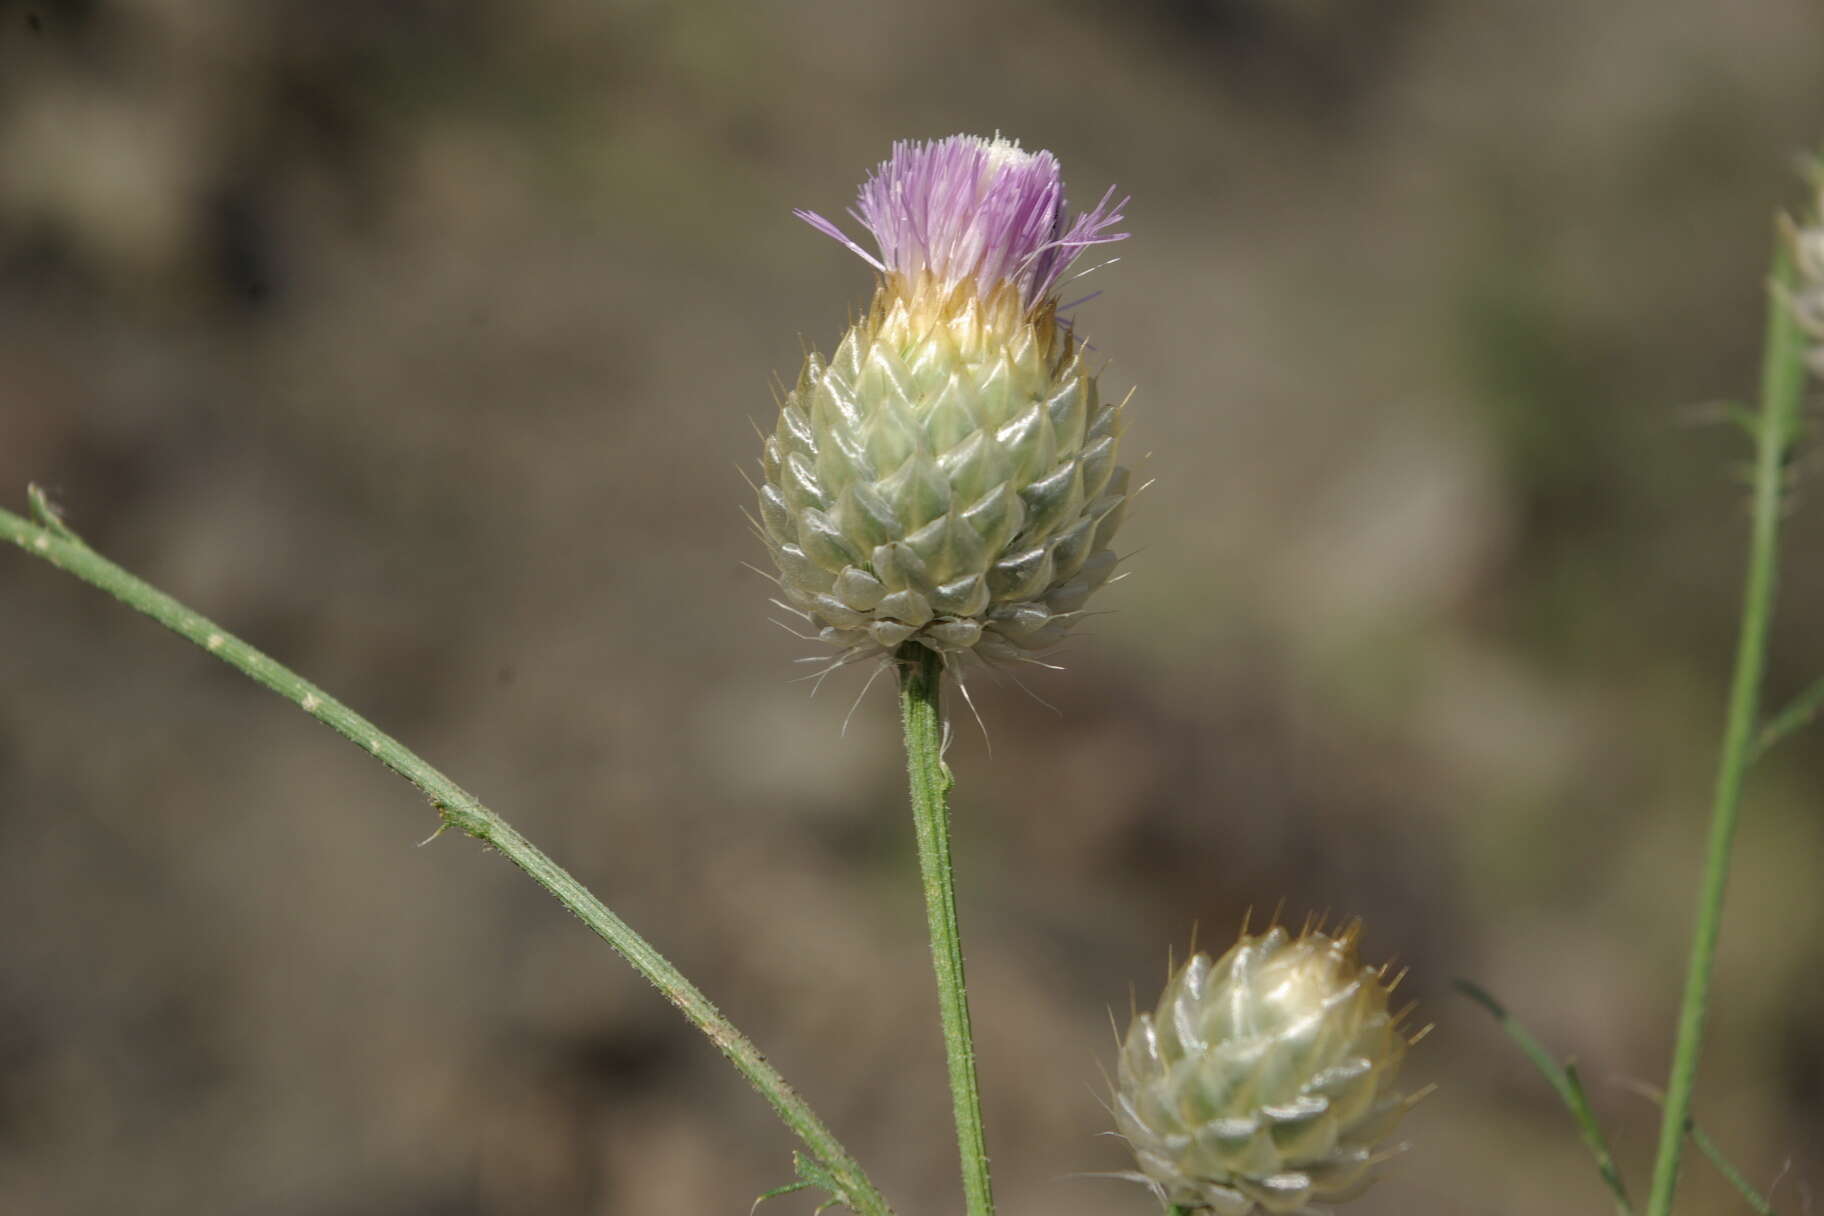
[0,501,891,1216]
[897,643,994,1216]
[1645,238,1808,1216]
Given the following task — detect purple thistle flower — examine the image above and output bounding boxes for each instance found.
[758,134,1138,664]
[796,134,1128,311]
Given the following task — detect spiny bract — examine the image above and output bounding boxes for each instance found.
[757,134,1131,663]
[1115,923,1420,1215]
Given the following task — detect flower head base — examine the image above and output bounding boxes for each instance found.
[758,135,1133,665]
[796,134,1127,313]
[1115,921,1423,1215]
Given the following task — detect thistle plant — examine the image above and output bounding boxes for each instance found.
[758,133,1131,1216]
[1455,160,1824,1216]
[6,128,1822,1216]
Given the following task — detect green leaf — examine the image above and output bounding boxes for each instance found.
[752,1180,815,1212]
[1689,1123,1778,1215]
[1754,673,1824,759]
[753,1153,855,1215]
[1725,402,1762,442]
[26,484,85,546]
[1455,980,1632,1214]
[1624,1081,1780,1216]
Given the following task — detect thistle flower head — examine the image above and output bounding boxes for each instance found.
[1114,921,1422,1215]
[756,135,1136,665]
[795,133,1128,312]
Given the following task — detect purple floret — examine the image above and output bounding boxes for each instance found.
[796,134,1128,309]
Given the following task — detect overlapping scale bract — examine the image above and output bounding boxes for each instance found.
[758,284,1128,658]
[1115,926,1414,1215]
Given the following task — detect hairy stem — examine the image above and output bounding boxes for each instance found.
[1645,237,1807,1215]
[897,643,994,1216]
[0,501,891,1216]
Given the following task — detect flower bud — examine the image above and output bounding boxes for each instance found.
[1114,922,1422,1215]
[757,135,1131,662]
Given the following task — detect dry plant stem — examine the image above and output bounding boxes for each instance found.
[897,642,995,1216]
[0,502,893,1216]
[1645,239,1807,1216]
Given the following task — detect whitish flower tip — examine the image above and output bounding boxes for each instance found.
[798,133,1128,309]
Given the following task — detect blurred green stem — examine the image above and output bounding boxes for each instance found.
[1645,236,1807,1216]
[0,497,893,1216]
[897,643,995,1216]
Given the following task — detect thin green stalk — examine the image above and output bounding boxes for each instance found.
[0,499,891,1216]
[897,643,994,1216]
[1645,238,1808,1216]
[1455,981,1632,1213]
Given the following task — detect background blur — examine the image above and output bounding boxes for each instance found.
[2,2,1821,1213]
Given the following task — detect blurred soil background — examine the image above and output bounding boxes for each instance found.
[2,1,1822,1213]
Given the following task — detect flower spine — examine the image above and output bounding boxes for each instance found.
[757,135,1130,663]
[1114,922,1424,1215]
